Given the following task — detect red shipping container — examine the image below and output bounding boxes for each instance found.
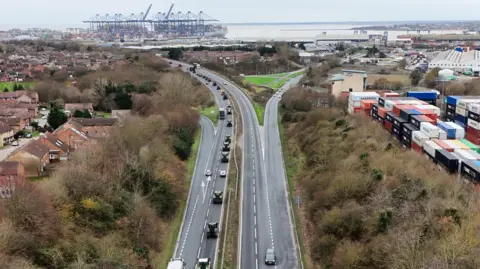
[432,139,454,152]
[378,107,388,118]
[411,140,423,154]
[466,132,480,145]
[424,113,438,122]
[384,120,392,132]
[392,105,413,117]
[467,126,480,137]
[360,100,377,110]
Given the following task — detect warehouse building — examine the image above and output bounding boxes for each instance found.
[429,49,480,72]
[327,69,367,97]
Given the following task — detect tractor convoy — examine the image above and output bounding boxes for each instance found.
[167,65,234,269]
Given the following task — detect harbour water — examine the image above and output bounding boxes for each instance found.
[0,22,464,41]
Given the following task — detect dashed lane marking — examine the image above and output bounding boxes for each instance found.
[179,195,199,256]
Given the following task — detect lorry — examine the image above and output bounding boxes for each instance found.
[223,94,228,100]
[219,108,226,120]
[167,258,186,269]
[221,152,229,163]
[196,258,211,269]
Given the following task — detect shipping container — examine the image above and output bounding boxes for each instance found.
[385,111,395,123]
[400,109,422,122]
[435,149,459,173]
[424,140,442,158]
[439,129,448,140]
[407,91,437,100]
[456,106,469,117]
[461,160,480,182]
[411,140,422,153]
[433,139,454,152]
[360,100,377,110]
[451,140,470,150]
[447,104,456,111]
[420,122,440,138]
[466,131,480,145]
[349,92,380,102]
[392,116,408,128]
[372,103,378,113]
[384,120,393,132]
[392,104,413,116]
[457,99,480,109]
[460,139,480,153]
[378,107,388,118]
[402,135,412,148]
[412,130,429,147]
[468,111,480,122]
[402,123,419,138]
[466,149,480,160]
[437,120,457,139]
[447,96,460,106]
[468,118,480,131]
[445,122,466,139]
[453,149,477,160]
[469,103,480,114]
[410,115,435,129]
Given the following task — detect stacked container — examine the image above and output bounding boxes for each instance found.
[407,91,438,105]
[348,92,380,114]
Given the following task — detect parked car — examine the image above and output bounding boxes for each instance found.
[25,133,32,138]
[11,141,19,146]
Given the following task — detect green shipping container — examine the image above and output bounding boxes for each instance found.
[460,139,480,153]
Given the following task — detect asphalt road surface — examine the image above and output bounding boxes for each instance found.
[263,74,304,269]
[173,64,233,269]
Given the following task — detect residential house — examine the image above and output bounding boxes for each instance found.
[327,69,368,97]
[71,118,118,138]
[53,120,89,149]
[39,132,70,162]
[0,91,39,104]
[65,103,94,114]
[0,161,26,198]
[0,103,38,118]
[0,117,26,132]
[7,140,49,177]
[0,121,13,146]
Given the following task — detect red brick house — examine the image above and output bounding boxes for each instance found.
[0,161,26,198]
[7,140,49,177]
[0,91,38,104]
[39,132,70,162]
[0,117,27,132]
[53,120,89,149]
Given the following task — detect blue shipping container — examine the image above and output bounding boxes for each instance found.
[407,91,437,100]
[454,120,466,129]
[447,96,460,106]
[454,114,467,124]
[473,160,480,167]
[437,120,456,139]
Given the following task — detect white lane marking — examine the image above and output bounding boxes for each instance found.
[254,194,256,203]
[201,233,204,243]
[197,247,202,258]
[179,195,199,256]
[206,208,210,217]
[255,242,258,255]
[256,259,259,269]
[255,227,257,239]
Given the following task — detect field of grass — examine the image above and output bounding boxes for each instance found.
[244,76,278,86]
[200,105,219,126]
[288,70,305,79]
[366,74,410,84]
[253,102,265,125]
[268,78,290,90]
[0,82,36,92]
[157,129,202,268]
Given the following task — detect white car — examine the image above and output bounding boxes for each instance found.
[224,82,227,85]
[219,170,226,177]
[205,170,212,176]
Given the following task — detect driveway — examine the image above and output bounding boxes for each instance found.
[0,138,35,162]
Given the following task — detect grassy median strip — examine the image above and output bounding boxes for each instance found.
[278,109,308,269]
[201,105,219,126]
[253,102,265,126]
[157,128,202,268]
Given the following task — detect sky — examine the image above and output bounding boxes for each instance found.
[1,0,480,29]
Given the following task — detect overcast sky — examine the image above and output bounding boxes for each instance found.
[2,0,480,28]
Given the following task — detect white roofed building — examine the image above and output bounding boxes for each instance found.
[429,49,480,72]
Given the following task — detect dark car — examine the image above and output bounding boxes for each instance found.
[265,249,276,265]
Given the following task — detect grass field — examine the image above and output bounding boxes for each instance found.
[157,129,201,268]
[267,78,290,90]
[200,105,219,126]
[244,76,278,86]
[253,102,265,125]
[0,82,36,92]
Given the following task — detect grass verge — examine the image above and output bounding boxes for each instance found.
[244,76,277,85]
[267,78,290,90]
[157,128,202,268]
[253,102,265,126]
[277,108,308,269]
[200,105,219,126]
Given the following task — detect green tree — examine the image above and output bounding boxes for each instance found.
[379,52,387,58]
[410,69,423,86]
[16,84,24,91]
[3,87,8,92]
[12,84,18,91]
[47,106,68,130]
[424,67,441,88]
[167,48,183,60]
[73,109,92,118]
[30,121,39,130]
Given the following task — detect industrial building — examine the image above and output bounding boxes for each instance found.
[429,49,480,73]
[327,70,367,97]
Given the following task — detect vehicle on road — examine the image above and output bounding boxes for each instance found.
[11,140,19,146]
[227,120,233,127]
[213,82,217,86]
[223,82,227,85]
[212,191,223,204]
[219,170,226,177]
[222,142,230,152]
[205,169,212,176]
[193,63,201,69]
[221,152,229,163]
[226,105,232,115]
[219,108,226,120]
[169,61,172,64]
[220,90,225,96]
[178,64,182,67]
[41,107,47,111]
[25,133,32,138]
[265,249,276,265]
[167,258,186,269]
[225,135,231,144]
[217,86,221,90]
[223,94,228,100]
[206,222,219,238]
[196,258,211,269]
